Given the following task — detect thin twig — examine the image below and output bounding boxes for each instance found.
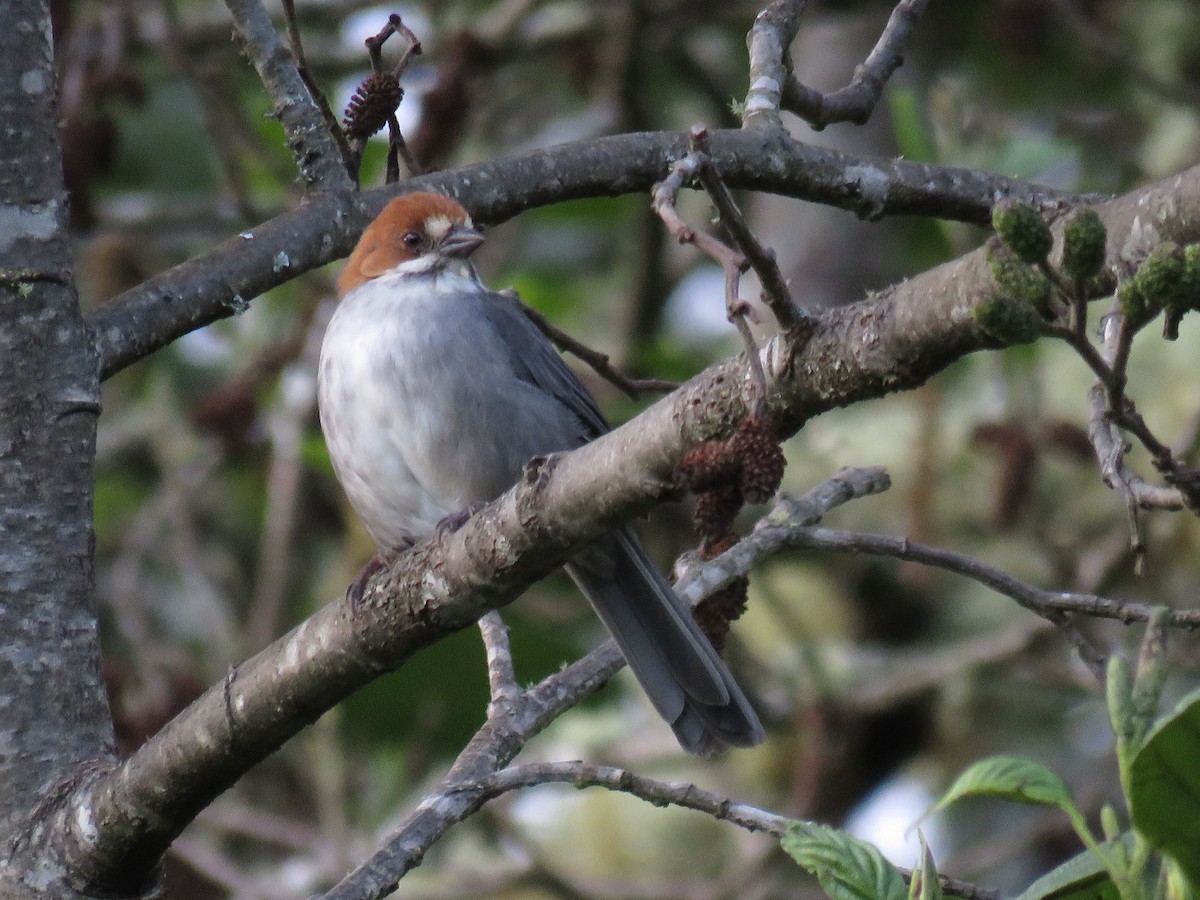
[279,0,353,174]
[778,525,1200,646]
[222,0,353,190]
[513,296,678,399]
[362,14,422,181]
[478,611,521,716]
[690,126,806,330]
[1053,303,1195,535]
[651,150,769,411]
[464,762,1001,900]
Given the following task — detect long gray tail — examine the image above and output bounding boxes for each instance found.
[564,527,764,754]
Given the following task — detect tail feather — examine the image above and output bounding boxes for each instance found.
[565,528,765,754]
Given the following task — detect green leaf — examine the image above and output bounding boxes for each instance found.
[1013,840,1126,900]
[1107,655,1136,752]
[1165,858,1199,900]
[934,756,1078,815]
[781,821,907,900]
[909,831,942,900]
[1130,687,1200,890]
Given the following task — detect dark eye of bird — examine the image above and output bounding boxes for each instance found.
[401,231,422,249]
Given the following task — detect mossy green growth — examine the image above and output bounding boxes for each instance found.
[1084,266,1117,300]
[986,237,1052,313]
[1061,207,1106,283]
[1117,278,1156,329]
[974,293,1045,344]
[1180,243,1200,310]
[1131,242,1187,315]
[992,198,1053,264]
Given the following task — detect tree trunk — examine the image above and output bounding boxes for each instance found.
[0,1,118,894]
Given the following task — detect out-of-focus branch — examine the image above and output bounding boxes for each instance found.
[222,0,353,190]
[776,527,1200,661]
[334,759,1001,900]
[744,0,930,130]
[247,302,328,648]
[744,0,808,129]
[783,0,930,129]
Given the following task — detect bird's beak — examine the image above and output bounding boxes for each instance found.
[438,223,485,259]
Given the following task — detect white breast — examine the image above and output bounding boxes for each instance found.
[317,267,579,550]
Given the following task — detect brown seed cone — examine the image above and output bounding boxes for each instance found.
[343,72,403,139]
[731,415,785,504]
[693,576,749,652]
[692,482,742,543]
[676,439,740,492]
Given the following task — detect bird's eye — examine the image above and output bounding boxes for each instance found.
[401,231,422,249]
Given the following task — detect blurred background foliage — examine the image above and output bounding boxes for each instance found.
[63,0,1200,895]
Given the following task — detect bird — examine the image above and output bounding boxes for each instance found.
[318,191,764,754]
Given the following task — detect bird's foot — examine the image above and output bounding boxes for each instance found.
[346,542,411,611]
[347,556,385,611]
[434,501,487,538]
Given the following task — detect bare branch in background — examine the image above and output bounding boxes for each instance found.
[783,0,931,128]
[247,301,329,648]
[279,0,352,171]
[743,0,808,128]
[459,762,1002,900]
[744,0,930,130]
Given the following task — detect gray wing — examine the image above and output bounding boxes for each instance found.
[480,290,610,441]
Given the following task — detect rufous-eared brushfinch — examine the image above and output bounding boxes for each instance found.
[318,192,764,753]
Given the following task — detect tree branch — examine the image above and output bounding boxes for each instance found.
[88,126,1086,380]
[324,466,890,900]
[744,0,931,130]
[223,0,353,190]
[783,0,931,128]
[68,163,1200,887]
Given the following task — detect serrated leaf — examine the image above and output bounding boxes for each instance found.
[934,756,1077,814]
[781,821,907,900]
[1130,687,1200,890]
[1013,837,1130,900]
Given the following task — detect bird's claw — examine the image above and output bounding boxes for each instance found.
[346,541,412,611]
[346,555,386,611]
[434,501,487,538]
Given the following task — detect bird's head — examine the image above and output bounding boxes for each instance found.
[338,192,485,296]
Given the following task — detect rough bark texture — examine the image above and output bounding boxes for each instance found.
[0,1,117,895]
